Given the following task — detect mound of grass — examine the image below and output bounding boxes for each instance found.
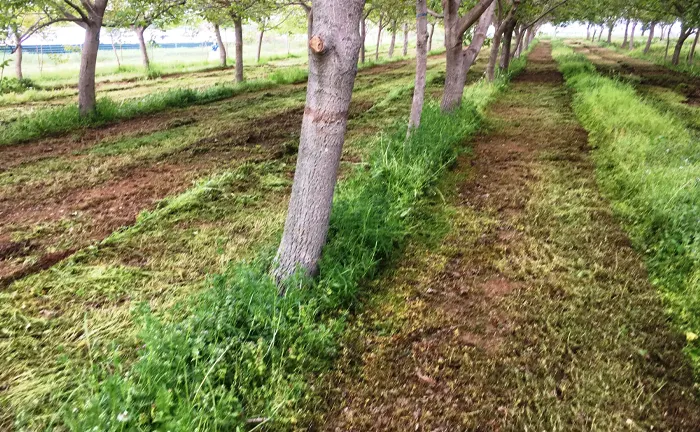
[61,54,528,431]
[0,70,308,146]
[0,77,36,94]
[553,41,700,375]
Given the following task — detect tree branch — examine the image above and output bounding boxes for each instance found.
[456,0,497,37]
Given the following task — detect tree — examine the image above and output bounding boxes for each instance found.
[437,0,497,111]
[408,0,428,132]
[110,0,186,70]
[274,0,365,287]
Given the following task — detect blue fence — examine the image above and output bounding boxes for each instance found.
[0,42,214,54]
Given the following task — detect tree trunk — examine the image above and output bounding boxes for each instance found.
[306,8,313,41]
[110,35,121,68]
[213,23,227,67]
[591,28,597,41]
[586,23,591,40]
[664,26,672,61]
[644,22,655,54]
[360,18,366,63]
[428,22,435,52]
[403,23,409,56]
[14,39,23,80]
[408,0,429,133]
[134,26,150,70]
[464,0,495,73]
[622,19,630,47]
[499,18,517,70]
[628,21,636,50]
[672,24,693,66]
[257,28,264,62]
[79,23,102,116]
[375,15,383,61]
[234,16,244,82]
[273,0,364,288]
[607,22,614,43]
[689,30,699,65]
[598,26,603,41]
[524,27,534,50]
[388,22,397,58]
[487,17,506,82]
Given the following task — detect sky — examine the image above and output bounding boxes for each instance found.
[19,20,684,47]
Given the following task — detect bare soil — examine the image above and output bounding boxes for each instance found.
[319,42,700,431]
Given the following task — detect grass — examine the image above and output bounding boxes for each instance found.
[598,39,700,77]
[29,57,518,431]
[553,41,700,377]
[0,55,455,430]
[0,74,306,146]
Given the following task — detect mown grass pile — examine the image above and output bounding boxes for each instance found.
[0,70,309,146]
[61,57,528,430]
[553,41,700,374]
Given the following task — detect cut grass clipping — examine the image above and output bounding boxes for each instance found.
[0,67,308,146]
[553,41,700,375]
[60,59,529,430]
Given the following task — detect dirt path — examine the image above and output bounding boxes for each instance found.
[319,42,699,431]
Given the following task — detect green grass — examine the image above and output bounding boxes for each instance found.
[54,55,525,431]
[598,39,700,77]
[553,41,700,377]
[0,73,307,146]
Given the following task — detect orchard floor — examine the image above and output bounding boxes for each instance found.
[317,42,700,431]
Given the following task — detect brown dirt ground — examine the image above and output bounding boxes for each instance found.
[318,42,700,431]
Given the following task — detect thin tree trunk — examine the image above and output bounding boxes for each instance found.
[360,18,366,63]
[586,23,591,40]
[644,22,655,54]
[134,26,150,70]
[598,26,603,41]
[622,19,630,47]
[408,0,428,133]
[213,23,227,67]
[524,27,533,50]
[375,15,384,61]
[428,22,435,52]
[403,23,409,56]
[274,0,364,288]
[110,36,121,68]
[672,24,693,66]
[257,28,264,62]
[14,37,23,80]
[689,30,699,65]
[388,21,397,58]
[628,21,636,50]
[463,0,495,73]
[607,22,614,43]
[487,16,506,82]
[234,16,244,82]
[664,26,672,61]
[79,23,102,116]
[500,18,517,70]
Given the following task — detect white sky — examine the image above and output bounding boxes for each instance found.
[20,21,683,46]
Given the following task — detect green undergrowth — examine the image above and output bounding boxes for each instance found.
[598,40,700,77]
[553,41,700,376]
[0,71,309,146]
[61,56,528,431]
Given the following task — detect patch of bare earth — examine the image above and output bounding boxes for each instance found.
[319,43,699,431]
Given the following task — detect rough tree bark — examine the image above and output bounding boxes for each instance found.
[644,22,655,54]
[441,0,497,111]
[274,0,365,289]
[79,22,102,116]
[408,0,429,132]
[388,21,397,57]
[428,21,435,52]
[213,23,227,67]
[672,24,694,65]
[628,21,636,50]
[375,14,384,61]
[403,23,409,56]
[134,25,150,70]
[257,28,265,62]
[233,16,244,82]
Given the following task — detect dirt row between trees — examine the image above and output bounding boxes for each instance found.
[570,41,700,105]
[0,56,457,288]
[318,42,700,431]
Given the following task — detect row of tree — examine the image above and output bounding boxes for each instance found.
[568,0,700,65]
[1,0,698,287]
